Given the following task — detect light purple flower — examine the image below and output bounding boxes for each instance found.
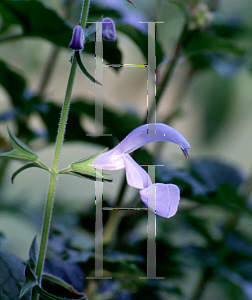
[69,25,85,50]
[102,18,116,41]
[92,123,190,218]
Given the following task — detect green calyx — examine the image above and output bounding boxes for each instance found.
[0,126,39,162]
[60,148,112,182]
[0,127,50,182]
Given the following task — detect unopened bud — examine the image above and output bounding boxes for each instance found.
[190,3,213,30]
[102,18,116,41]
[69,25,85,50]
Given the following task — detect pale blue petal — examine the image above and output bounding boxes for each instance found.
[139,183,180,218]
[123,154,151,189]
[110,123,190,155]
[92,153,124,170]
[92,123,190,170]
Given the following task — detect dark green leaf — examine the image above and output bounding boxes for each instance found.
[7,126,37,157]
[0,2,122,67]
[157,165,208,197]
[190,159,243,191]
[182,215,215,243]
[43,258,86,297]
[75,51,102,85]
[117,24,164,66]
[39,102,114,148]
[84,39,122,67]
[211,18,247,39]
[65,170,112,182]
[222,268,252,300]
[0,0,73,48]
[71,99,141,141]
[42,274,86,297]
[0,60,26,107]
[183,30,245,56]
[225,231,252,261]
[169,1,190,21]
[0,250,31,300]
[35,284,88,300]
[11,162,48,183]
[89,3,122,21]
[193,73,236,140]
[28,236,38,270]
[19,264,37,298]
[157,159,244,209]
[0,127,38,162]
[0,1,18,34]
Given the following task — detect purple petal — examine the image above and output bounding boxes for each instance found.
[92,153,125,170]
[102,18,116,41]
[139,183,180,218]
[92,123,190,170]
[123,154,151,189]
[107,123,189,155]
[69,25,85,50]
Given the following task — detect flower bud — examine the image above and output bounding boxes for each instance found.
[189,3,213,30]
[102,18,116,41]
[69,25,85,50]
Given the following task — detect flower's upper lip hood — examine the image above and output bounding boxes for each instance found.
[92,123,190,170]
[111,123,190,155]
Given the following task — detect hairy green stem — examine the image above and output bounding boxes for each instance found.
[36,0,75,97]
[32,1,90,299]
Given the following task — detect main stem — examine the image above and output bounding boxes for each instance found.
[32,1,90,299]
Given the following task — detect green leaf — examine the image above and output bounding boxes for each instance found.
[67,170,112,182]
[71,100,141,141]
[75,51,102,85]
[40,100,141,147]
[42,274,86,297]
[169,1,190,22]
[0,2,123,65]
[0,127,38,162]
[0,250,31,300]
[35,284,88,300]
[0,60,26,107]
[0,1,18,34]
[195,73,234,141]
[11,162,49,183]
[19,264,37,299]
[89,3,122,21]
[182,30,245,56]
[117,24,164,67]
[28,236,38,270]
[83,39,122,67]
[0,0,73,48]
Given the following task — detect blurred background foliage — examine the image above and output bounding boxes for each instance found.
[0,0,252,299]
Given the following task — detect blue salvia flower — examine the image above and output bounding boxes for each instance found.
[92,123,190,218]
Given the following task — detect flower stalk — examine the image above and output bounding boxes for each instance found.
[32,1,91,299]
